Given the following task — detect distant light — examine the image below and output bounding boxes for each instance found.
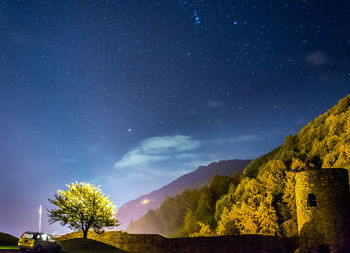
[233,21,238,25]
[141,199,150,205]
[128,128,132,132]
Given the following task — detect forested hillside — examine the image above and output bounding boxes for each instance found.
[118,160,250,230]
[127,173,242,237]
[127,94,350,238]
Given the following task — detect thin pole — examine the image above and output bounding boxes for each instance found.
[39,205,42,233]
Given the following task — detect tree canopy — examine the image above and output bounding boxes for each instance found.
[48,182,119,238]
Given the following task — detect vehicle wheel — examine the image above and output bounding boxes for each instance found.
[36,246,42,252]
[55,247,61,253]
[19,248,26,252]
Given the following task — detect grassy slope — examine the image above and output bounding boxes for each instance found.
[60,238,128,253]
[0,232,18,246]
[0,231,128,252]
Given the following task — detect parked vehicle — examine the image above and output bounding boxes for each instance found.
[18,232,61,252]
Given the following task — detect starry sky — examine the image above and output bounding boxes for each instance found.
[0,0,349,236]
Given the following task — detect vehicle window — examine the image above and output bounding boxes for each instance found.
[41,234,48,241]
[37,234,41,239]
[21,233,34,239]
[48,235,55,242]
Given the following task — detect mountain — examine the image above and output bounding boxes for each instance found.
[117,159,251,230]
[126,94,350,238]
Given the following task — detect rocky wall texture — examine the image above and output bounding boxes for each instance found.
[58,231,298,253]
[295,168,350,252]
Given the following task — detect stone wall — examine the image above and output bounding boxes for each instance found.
[295,168,350,252]
[58,231,298,253]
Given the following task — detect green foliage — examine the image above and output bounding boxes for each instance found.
[209,175,232,200]
[190,222,215,237]
[127,173,240,237]
[280,171,297,236]
[127,189,203,237]
[195,190,214,225]
[214,188,234,223]
[216,207,240,235]
[214,172,242,223]
[159,189,202,237]
[181,209,200,236]
[48,182,119,238]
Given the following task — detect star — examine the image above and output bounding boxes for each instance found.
[193,10,200,25]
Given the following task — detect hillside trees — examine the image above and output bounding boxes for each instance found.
[127,174,240,237]
[127,209,162,234]
[128,95,350,238]
[215,95,350,236]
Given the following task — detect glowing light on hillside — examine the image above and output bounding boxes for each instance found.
[141,199,150,205]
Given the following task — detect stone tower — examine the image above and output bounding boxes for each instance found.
[295,168,350,252]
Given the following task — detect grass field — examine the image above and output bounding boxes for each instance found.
[0,232,18,247]
[0,232,130,253]
[60,238,128,253]
[0,246,18,249]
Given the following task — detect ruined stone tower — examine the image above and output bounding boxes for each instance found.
[295,168,350,252]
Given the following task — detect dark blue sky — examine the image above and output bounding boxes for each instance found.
[0,0,349,236]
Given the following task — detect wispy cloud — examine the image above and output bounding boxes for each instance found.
[229,134,263,143]
[114,135,200,169]
[305,51,329,67]
[208,101,224,108]
[204,134,264,145]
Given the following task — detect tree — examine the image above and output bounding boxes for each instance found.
[216,207,240,236]
[182,209,200,236]
[190,222,215,237]
[48,182,119,238]
[209,175,232,200]
[195,190,214,226]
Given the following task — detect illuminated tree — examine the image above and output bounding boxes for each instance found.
[48,182,119,238]
[281,171,298,236]
[190,222,215,237]
[216,207,240,235]
[182,209,200,236]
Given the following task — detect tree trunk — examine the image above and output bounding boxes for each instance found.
[83,229,88,239]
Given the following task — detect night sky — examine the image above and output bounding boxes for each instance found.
[1,0,349,236]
